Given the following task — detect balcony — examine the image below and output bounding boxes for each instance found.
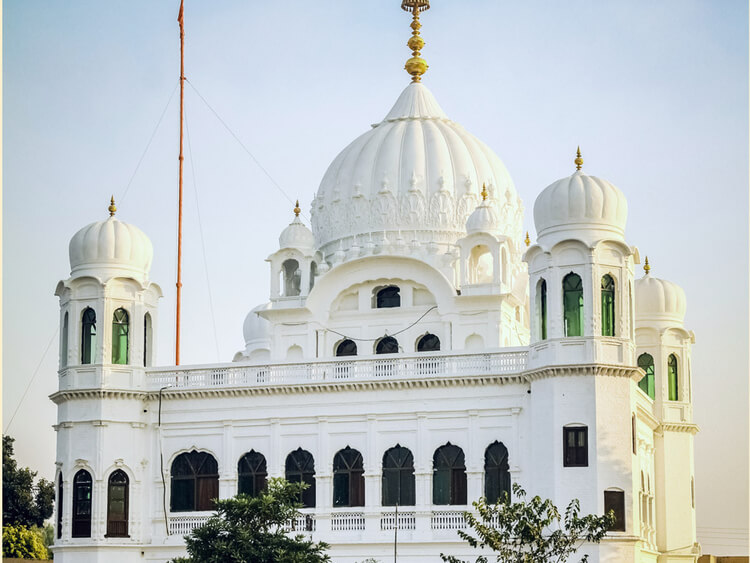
[146,349,528,391]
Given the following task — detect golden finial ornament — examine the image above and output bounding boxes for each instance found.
[481,183,488,201]
[108,195,117,217]
[643,256,651,275]
[293,200,301,217]
[401,0,430,83]
[574,146,583,171]
[524,232,531,247]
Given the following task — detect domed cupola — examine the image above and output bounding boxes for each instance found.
[533,149,628,247]
[309,3,521,265]
[465,184,501,235]
[68,197,153,282]
[279,200,315,251]
[635,258,687,324]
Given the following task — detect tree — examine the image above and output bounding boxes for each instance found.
[173,478,330,563]
[2,524,49,560]
[441,483,615,563]
[2,435,55,528]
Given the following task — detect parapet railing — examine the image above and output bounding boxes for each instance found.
[146,349,528,391]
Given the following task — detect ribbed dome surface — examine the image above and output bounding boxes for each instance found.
[533,170,627,243]
[635,274,686,322]
[69,216,153,280]
[311,82,521,259]
[279,216,315,251]
[466,200,499,235]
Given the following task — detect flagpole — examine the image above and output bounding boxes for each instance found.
[175,0,185,365]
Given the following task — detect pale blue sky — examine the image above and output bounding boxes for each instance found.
[4,0,748,547]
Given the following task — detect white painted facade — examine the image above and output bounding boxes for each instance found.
[51,42,699,563]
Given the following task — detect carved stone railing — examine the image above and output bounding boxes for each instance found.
[430,510,468,530]
[167,512,212,536]
[331,511,365,531]
[380,511,416,530]
[146,349,528,391]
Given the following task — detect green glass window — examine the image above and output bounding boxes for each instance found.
[81,308,97,364]
[668,354,679,401]
[433,443,467,505]
[382,445,415,506]
[601,275,615,336]
[539,279,547,340]
[112,308,129,364]
[484,441,510,504]
[332,447,364,507]
[563,273,584,337]
[637,353,655,399]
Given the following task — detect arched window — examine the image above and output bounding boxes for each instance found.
[106,469,129,537]
[81,308,97,364]
[238,450,267,497]
[376,286,401,308]
[382,445,415,506]
[417,333,440,352]
[72,469,92,538]
[637,353,655,399]
[56,474,63,539]
[668,354,679,401]
[335,339,357,357]
[469,245,493,284]
[61,312,69,368]
[501,247,509,285]
[484,441,510,504]
[143,312,152,367]
[281,259,301,297]
[601,275,615,337]
[310,261,318,290]
[433,443,467,505]
[112,308,129,364]
[285,448,315,508]
[170,451,219,512]
[376,336,399,354]
[333,447,364,507]
[538,279,547,340]
[562,273,584,337]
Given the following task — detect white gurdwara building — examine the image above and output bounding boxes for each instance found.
[50,4,700,562]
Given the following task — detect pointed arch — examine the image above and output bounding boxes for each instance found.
[81,307,97,364]
[332,446,364,507]
[238,450,267,497]
[382,445,415,506]
[170,451,219,512]
[637,353,655,399]
[433,443,467,505]
[72,469,92,537]
[112,308,129,364]
[668,354,679,400]
[143,312,152,367]
[601,274,615,336]
[484,441,510,503]
[285,448,315,508]
[106,469,129,537]
[562,273,583,337]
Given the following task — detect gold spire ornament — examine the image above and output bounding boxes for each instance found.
[574,146,583,171]
[481,183,488,201]
[401,0,430,82]
[525,232,531,246]
[108,195,117,217]
[644,256,651,274]
[293,200,301,217]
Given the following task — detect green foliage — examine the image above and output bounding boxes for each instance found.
[2,523,50,560]
[173,478,330,563]
[3,435,55,528]
[441,483,615,563]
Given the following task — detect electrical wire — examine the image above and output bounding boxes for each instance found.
[120,81,179,204]
[184,107,222,362]
[185,78,309,222]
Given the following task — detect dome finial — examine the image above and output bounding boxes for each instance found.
[481,183,488,201]
[108,195,117,217]
[293,199,301,217]
[644,255,651,275]
[401,0,430,83]
[574,146,583,171]
[524,231,530,246]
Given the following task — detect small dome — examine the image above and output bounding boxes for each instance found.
[69,213,153,280]
[243,304,271,347]
[635,273,686,322]
[533,169,628,244]
[466,186,500,235]
[279,216,315,251]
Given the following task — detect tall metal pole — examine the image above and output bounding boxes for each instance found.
[394,503,398,563]
[175,0,185,365]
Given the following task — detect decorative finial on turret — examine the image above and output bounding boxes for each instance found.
[524,231,530,246]
[574,146,583,171]
[481,183,488,201]
[293,200,301,217]
[644,256,650,275]
[401,0,430,83]
[108,195,117,217]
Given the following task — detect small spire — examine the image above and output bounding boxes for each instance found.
[574,146,583,171]
[108,195,117,217]
[481,183,488,201]
[644,256,651,275]
[524,232,530,246]
[293,199,301,217]
[401,0,430,83]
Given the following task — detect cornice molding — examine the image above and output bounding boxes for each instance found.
[657,422,700,435]
[49,389,148,404]
[523,363,643,382]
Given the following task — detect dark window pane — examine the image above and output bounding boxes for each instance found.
[336,339,357,357]
[433,444,466,505]
[72,470,92,538]
[376,286,401,308]
[332,447,364,507]
[484,441,510,504]
[382,445,415,506]
[604,490,626,531]
[333,473,349,507]
[238,451,267,497]
[57,475,63,539]
[107,470,129,537]
[376,336,399,354]
[417,334,440,352]
[285,449,316,508]
[170,451,219,512]
[81,308,97,364]
[540,279,547,340]
[563,427,588,467]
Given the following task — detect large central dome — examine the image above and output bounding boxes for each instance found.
[311,82,522,261]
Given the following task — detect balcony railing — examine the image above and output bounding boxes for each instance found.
[146,349,528,391]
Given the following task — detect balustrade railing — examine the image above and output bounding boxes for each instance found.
[331,511,365,531]
[167,512,212,536]
[380,511,416,530]
[146,349,527,391]
[431,510,468,530]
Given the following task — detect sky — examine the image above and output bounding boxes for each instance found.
[3,0,748,553]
